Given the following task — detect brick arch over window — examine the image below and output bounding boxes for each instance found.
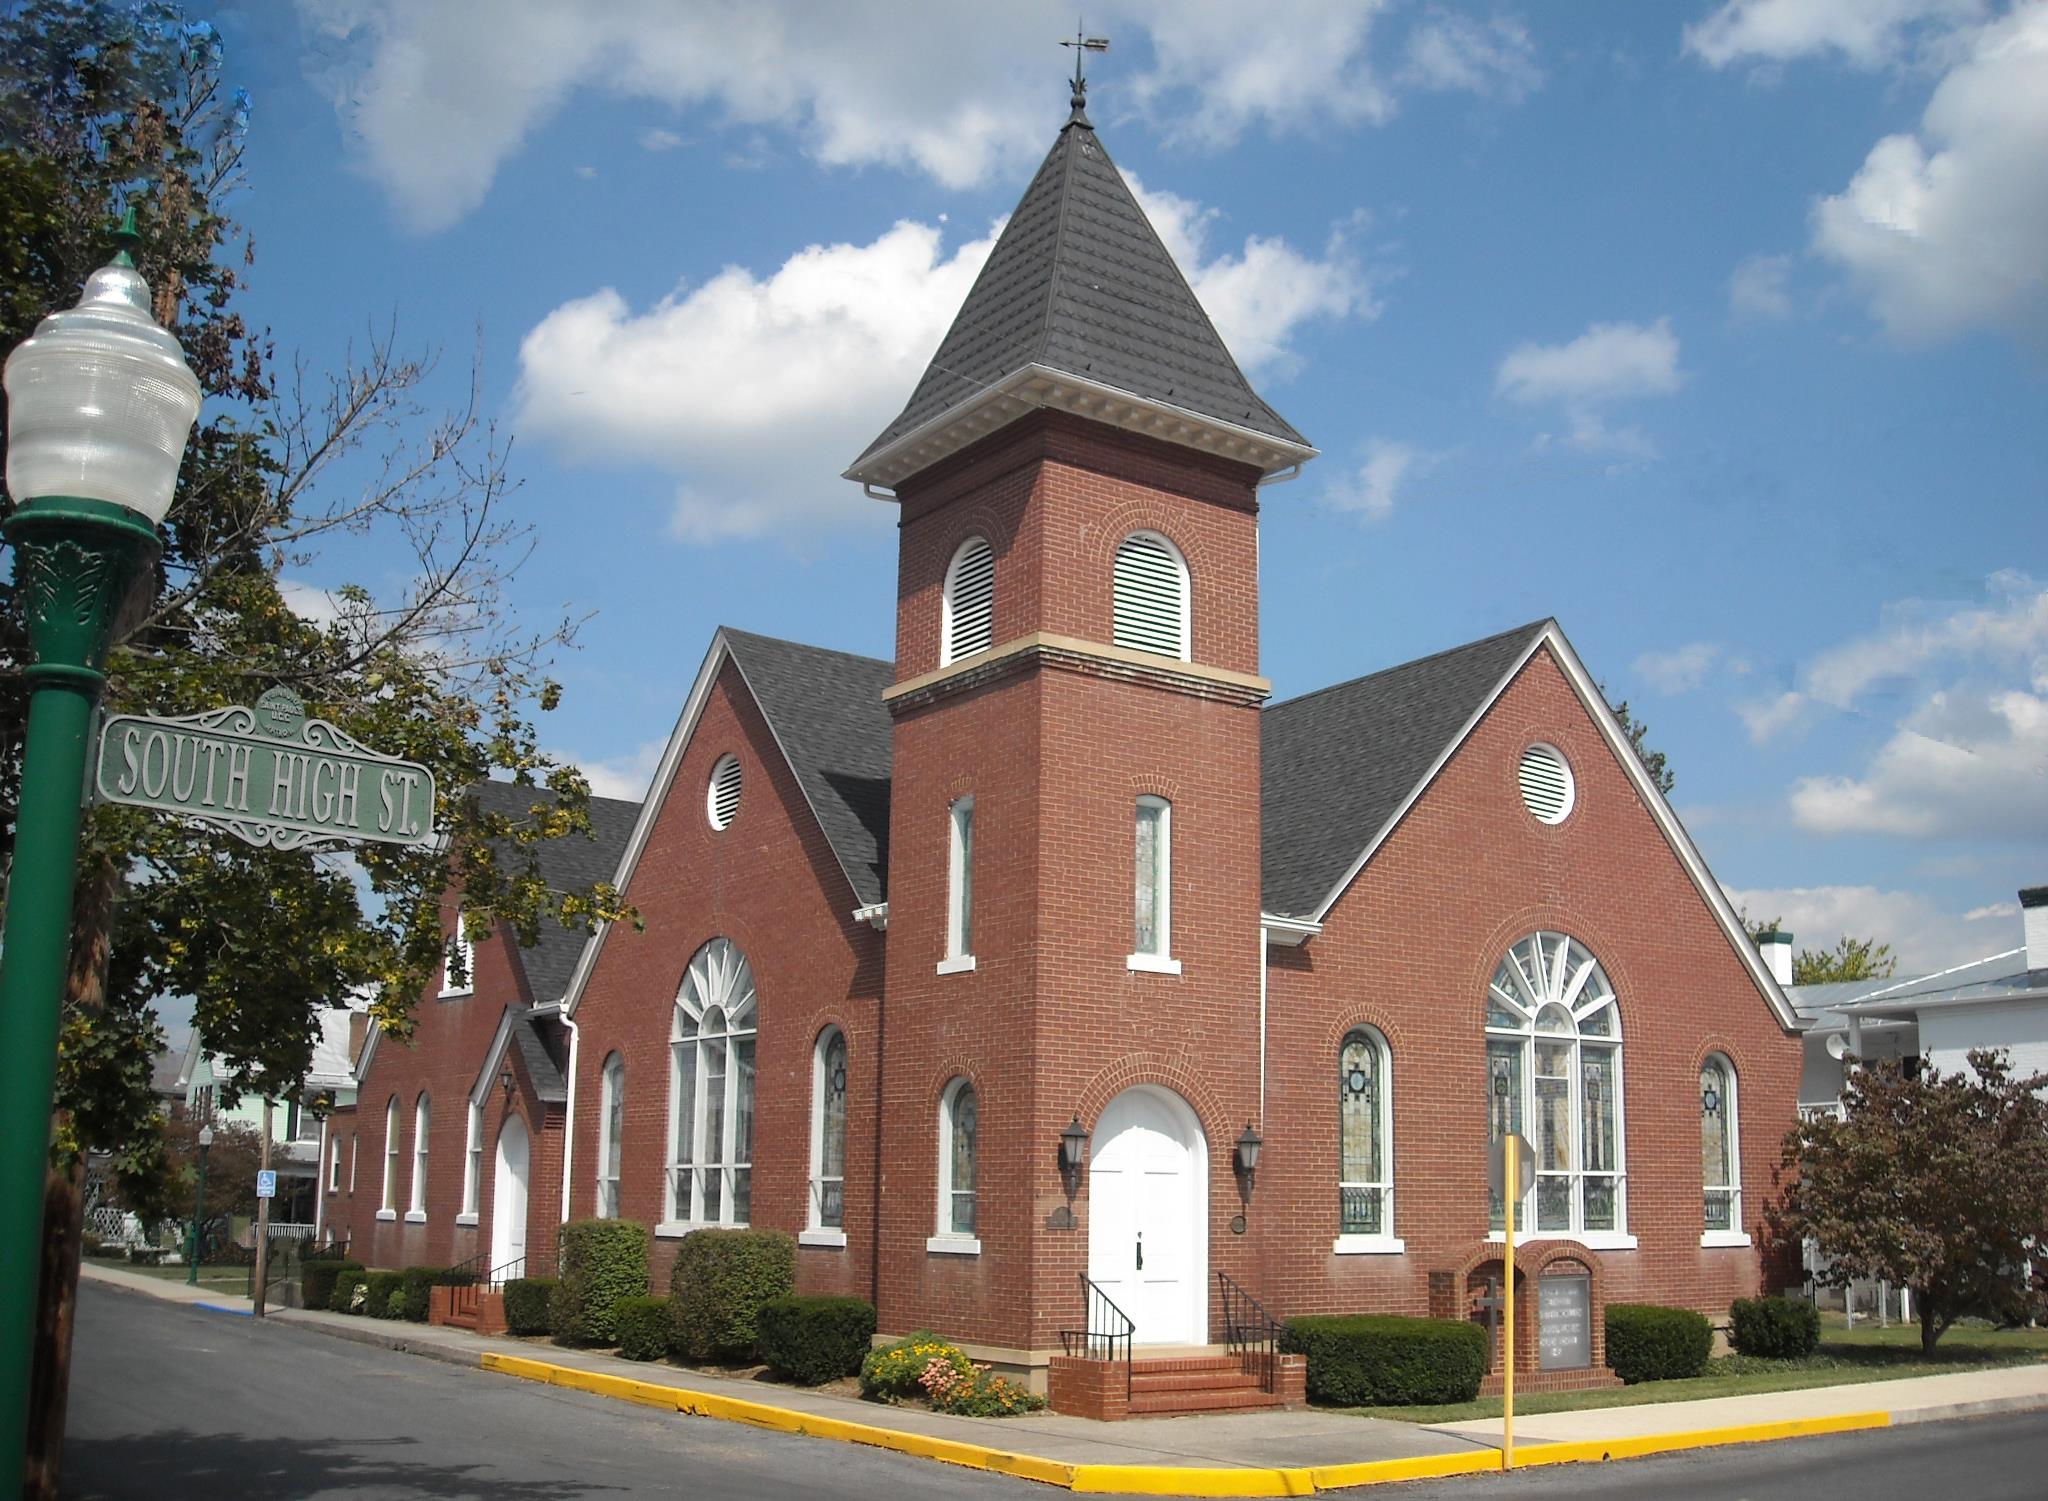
[1073,1052,1232,1152]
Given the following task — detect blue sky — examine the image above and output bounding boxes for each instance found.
[193,0,2046,976]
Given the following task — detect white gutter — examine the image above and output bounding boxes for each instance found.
[1261,913,1321,948]
[558,1011,580,1224]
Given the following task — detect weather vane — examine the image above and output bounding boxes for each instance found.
[1061,24,1109,119]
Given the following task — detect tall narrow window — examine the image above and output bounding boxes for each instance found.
[666,939,757,1227]
[598,1053,626,1218]
[409,1093,431,1217]
[1338,1027,1393,1240]
[942,536,995,665]
[328,1135,342,1193]
[810,1029,848,1233]
[936,1078,977,1243]
[349,1134,358,1193]
[381,1096,399,1212]
[1485,933,1626,1240]
[462,1099,482,1216]
[441,933,475,997]
[1112,531,1190,660]
[1131,796,1174,968]
[941,796,975,971]
[1701,1054,1741,1240]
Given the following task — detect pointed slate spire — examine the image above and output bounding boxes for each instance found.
[847,102,1310,485]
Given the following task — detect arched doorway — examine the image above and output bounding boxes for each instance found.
[1087,1085,1207,1345]
[490,1114,530,1274]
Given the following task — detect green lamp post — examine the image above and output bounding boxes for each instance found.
[0,215,200,1484]
[183,1124,215,1288]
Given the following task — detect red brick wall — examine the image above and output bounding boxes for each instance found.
[565,659,883,1301]
[1254,645,1802,1324]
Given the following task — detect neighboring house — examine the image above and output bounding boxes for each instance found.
[323,89,1803,1405]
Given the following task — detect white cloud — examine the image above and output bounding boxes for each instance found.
[1965,900,2020,920]
[638,127,686,152]
[1496,318,1683,405]
[1322,438,1431,523]
[1636,642,1723,695]
[297,0,1539,233]
[1728,253,1795,319]
[513,188,1367,540]
[1801,569,2048,709]
[1684,0,1987,69]
[1722,881,2012,972]
[561,739,665,801]
[278,576,343,626]
[1739,689,1811,743]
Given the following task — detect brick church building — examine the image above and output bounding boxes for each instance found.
[327,84,1802,1408]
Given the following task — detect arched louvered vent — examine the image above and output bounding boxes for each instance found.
[707,753,743,830]
[1112,532,1188,660]
[1517,743,1574,825]
[943,537,994,665]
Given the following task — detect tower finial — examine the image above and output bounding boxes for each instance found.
[111,204,141,268]
[1061,24,1109,125]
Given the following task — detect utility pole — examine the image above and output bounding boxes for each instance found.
[252,1099,273,1317]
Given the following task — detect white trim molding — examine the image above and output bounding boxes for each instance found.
[798,1228,848,1249]
[925,1235,981,1257]
[375,1208,396,1222]
[1126,952,1182,975]
[403,1210,426,1225]
[935,954,977,976]
[1700,1230,1753,1249]
[454,1212,479,1228]
[1332,1234,1406,1256]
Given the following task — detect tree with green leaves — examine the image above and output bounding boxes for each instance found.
[1603,690,1673,795]
[1740,915,1898,985]
[1770,1049,2048,1354]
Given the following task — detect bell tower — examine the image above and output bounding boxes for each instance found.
[845,73,1315,1367]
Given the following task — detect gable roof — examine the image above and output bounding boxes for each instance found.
[846,104,1311,488]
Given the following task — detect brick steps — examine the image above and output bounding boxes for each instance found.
[1051,1349,1304,1420]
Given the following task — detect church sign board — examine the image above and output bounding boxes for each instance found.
[94,687,436,851]
[1537,1268,1592,1371]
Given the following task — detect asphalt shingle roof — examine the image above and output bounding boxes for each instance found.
[468,780,641,1006]
[725,629,895,908]
[1260,622,1551,920]
[853,108,1304,468]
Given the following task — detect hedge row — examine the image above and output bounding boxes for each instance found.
[321,1263,475,1322]
[552,1219,649,1346]
[1728,1296,1820,1359]
[670,1228,795,1361]
[1281,1315,1488,1406]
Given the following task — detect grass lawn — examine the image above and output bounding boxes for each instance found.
[101,1261,251,1293]
[1347,1316,2048,1424]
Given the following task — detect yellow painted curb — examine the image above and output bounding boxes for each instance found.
[478,1351,1897,1495]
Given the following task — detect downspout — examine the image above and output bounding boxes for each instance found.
[1258,924,1268,1125]
[559,1012,580,1224]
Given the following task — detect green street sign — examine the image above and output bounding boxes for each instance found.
[93,686,437,850]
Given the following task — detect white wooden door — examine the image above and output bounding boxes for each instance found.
[491,1115,530,1273]
[1087,1087,1206,1345]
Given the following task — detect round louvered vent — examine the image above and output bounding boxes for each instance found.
[1517,743,1574,825]
[707,754,743,830]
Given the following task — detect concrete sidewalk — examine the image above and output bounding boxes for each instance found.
[80,1262,2048,1490]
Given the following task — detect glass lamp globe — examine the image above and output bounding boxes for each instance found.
[3,246,201,526]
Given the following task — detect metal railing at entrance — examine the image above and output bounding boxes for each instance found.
[1059,1274,1135,1402]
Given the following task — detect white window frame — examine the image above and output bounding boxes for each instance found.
[1112,529,1191,662]
[378,1096,399,1219]
[661,938,758,1234]
[941,535,996,666]
[802,1028,849,1247]
[349,1133,358,1194]
[598,1052,626,1219]
[327,1133,342,1193]
[1701,1053,1748,1247]
[938,796,976,974]
[407,1092,430,1221]
[1484,932,1633,1249]
[1128,795,1179,973]
[457,1098,482,1224]
[929,1077,980,1255]
[440,932,475,998]
[1335,1025,1402,1253]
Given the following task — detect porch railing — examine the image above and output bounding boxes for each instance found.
[445,1247,493,1322]
[1059,1274,1135,1402]
[1216,1270,1284,1394]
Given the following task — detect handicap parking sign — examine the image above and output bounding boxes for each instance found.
[256,1169,277,1199]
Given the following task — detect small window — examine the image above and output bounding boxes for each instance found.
[441,932,475,997]
[938,1078,977,1239]
[1132,796,1173,965]
[1339,1028,1392,1237]
[942,796,975,970]
[1702,1054,1741,1238]
[462,1099,482,1216]
[942,536,995,665]
[810,1029,848,1231]
[1517,744,1574,824]
[707,754,743,830]
[349,1133,358,1193]
[1113,531,1190,660]
[328,1135,342,1193]
[381,1096,400,1212]
[410,1092,431,1215]
[598,1052,626,1218]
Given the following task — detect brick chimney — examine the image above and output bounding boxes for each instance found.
[347,1011,369,1066]
[2023,886,2048,974]
[1758,928,1794,986]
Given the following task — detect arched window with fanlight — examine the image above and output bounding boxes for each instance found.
[1701,1053,1741,1242]
[1338,1027,1393,1245]
[666,939,757,1227]
[809,1028,848,1236]
[1485,933,1626,1241]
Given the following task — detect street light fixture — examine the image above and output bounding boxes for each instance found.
[185,1124,216,1287]
[0,212,200,1480]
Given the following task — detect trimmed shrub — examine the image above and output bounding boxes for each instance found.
[860,1332,974,1403]
[919,1359,1045,1416]
[756,1296,877,1385]
[668,1228,795,1362]
[330,1268,371,1315]
[504,1277,557,1336]
[364,1270,406,1320]
[1729,1296,1821,1359]
[1281,1315,1488,1407]
[302,1260,363,1312]
[614,1296,674,1361]
[400,1266,450,1323]
[550,1219,650,1346]
[1606,1304,1713,1383]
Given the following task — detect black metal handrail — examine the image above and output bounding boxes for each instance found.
[1059,1274,1135,1401]
[486,1250,551,1290]
[1217,1270,1283,1393]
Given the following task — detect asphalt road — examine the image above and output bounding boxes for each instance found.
[61,1280,2048,1500]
